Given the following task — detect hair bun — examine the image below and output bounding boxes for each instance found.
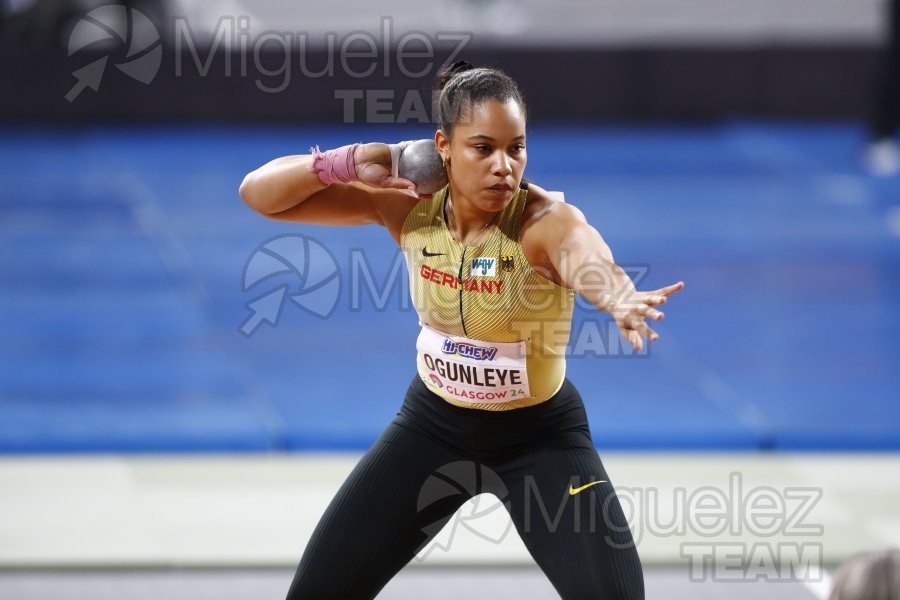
[434,59,476,92]
[448,60,475,75]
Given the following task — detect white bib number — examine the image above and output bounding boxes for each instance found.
[417,325,531,404]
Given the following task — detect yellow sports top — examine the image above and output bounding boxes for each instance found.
[400,183,575,410]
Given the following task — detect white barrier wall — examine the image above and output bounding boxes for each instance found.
[170,0,886,48]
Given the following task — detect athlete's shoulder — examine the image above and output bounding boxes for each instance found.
[369,186,428,244]
[399,188,444,244]
[517,182,591,285]
[521,182,588,234]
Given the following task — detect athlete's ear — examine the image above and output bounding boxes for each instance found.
[434,130,450,165]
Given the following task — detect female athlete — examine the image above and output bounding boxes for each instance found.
[240,60,684,599]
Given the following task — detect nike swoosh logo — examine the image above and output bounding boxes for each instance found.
[422,247,446,257]
[568,480,606,495]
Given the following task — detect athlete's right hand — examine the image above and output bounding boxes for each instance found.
[354,143,418,196]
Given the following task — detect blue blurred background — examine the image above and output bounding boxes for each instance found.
[1,0,899,455]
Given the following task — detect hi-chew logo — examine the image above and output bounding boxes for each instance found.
[441,339,498,361]
[471,258,496,277]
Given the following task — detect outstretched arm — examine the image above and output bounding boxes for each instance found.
[531,203,685,352]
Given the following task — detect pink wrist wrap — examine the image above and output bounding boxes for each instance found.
[309,143,360,185]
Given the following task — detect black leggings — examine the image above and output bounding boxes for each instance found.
[286,376,644,599]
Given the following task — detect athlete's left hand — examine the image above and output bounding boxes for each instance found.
[610,281,685,352]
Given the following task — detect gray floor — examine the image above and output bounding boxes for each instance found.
[3,453,873,599]
[0,567,824,600]
[4,454,897,568]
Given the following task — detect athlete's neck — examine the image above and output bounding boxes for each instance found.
[445,188,501,245]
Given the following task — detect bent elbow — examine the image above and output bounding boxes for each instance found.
[239,171,265,213]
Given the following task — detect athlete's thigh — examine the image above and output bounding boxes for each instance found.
[498,437,644,600]
[286,420,470,600]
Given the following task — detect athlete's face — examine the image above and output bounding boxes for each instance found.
[436,98,527,213]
